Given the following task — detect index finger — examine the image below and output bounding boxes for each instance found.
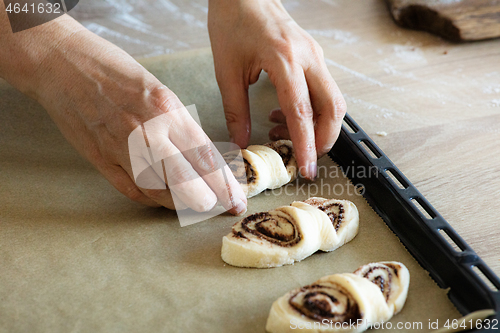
[306,63,346,157]
[270,64,317,180]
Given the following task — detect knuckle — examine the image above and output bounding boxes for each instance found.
[192,144,224,175]
[289,104,313,122]
[149,85,183,114]
[274,35,294,54]
[143,189,164,201]
[166,166,196,185]
[309,39,324,59]
[273,31,323,66]
[271,36,296,64]
[124,185,146,203]
[143,188,177,209]
[333,96,347,118]
[224,110,241,125]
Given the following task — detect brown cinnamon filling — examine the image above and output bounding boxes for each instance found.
[240,211,301,247]
[354,265,393,302]
[244,158,256,183]
[289,283,362,322]
[384,263,399,277]
[304,199,345,231]
[223,153,256,184]
[232,231,248,240]
[265,142,294,167]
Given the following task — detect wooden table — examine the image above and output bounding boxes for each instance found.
[69,0,500,277]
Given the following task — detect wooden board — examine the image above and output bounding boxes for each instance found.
[386,0,500,41]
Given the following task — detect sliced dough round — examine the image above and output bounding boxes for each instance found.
[300,198,359,251]
[223,149,272,198]
[353,261,410,315]
[264,140,298,182]
[223,140,297,198]
[221,197,359,268]
[290,201,333,252]
[247,145,290,189]
[221,206,320,268]
[266,274,392,333]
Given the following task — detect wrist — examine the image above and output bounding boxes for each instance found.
[0,6,84,99]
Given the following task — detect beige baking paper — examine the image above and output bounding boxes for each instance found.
[0,48,461,332]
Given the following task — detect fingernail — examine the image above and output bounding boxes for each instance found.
[269,108,280,118]
[231,198,247,216]
[308,162,317,181]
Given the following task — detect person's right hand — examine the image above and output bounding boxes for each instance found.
[0,13,247,215]
[208,0,347,181]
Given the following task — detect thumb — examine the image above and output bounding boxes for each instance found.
[217,72,251,149]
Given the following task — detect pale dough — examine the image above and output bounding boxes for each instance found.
[221,197,359,268]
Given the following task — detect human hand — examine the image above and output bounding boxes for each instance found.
[208,0,346,180]
[0,15,247,215]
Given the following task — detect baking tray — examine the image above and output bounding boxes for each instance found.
[329,113,500,331]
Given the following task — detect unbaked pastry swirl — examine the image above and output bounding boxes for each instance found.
[221,197,359,268]
[264,140,298,181]
[353,261,410,315]
[223,140,297,198]
[293,197,359,252]
[266,261,410,333]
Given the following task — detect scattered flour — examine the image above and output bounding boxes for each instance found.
[307,29,359,44]
[491,99,500,107]
[393,45,427,64]
[483,85,500,94]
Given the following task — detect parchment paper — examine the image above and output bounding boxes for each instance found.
[0,48,461,332]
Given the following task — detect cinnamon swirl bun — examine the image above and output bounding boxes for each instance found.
[221,206,321,268]
[292,198,359,252]
[223,149,272,198]
[353,261,410,315]
[266,262,410,332]
[221,197,359,268]
[264,140,298,181]
[223,140,297,198]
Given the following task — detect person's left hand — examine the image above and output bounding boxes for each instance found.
[208,0,346,180]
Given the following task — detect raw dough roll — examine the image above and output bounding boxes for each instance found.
[266,262,410,333]
[353,261,410,315]
[292,198,359,252]
[264,140,298,182]
[247,145,290,189]
[221,206,321,268]
[221,197,359,268]
[266,274,392,333]
[223,140,297,198]
[223,149,272,198]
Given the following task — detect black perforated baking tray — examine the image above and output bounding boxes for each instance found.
[329,113,500,331]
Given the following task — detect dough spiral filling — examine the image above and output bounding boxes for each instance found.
[264,140,296,169]
[222,140,297,198]
[240,211,301,246]
[266,262,410,333]
[221,197,359,268]
[353,261,410,315]
[289,284,361,323]
[354,264,393,301]
[304,198,345,231]
[223,152,250,183]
